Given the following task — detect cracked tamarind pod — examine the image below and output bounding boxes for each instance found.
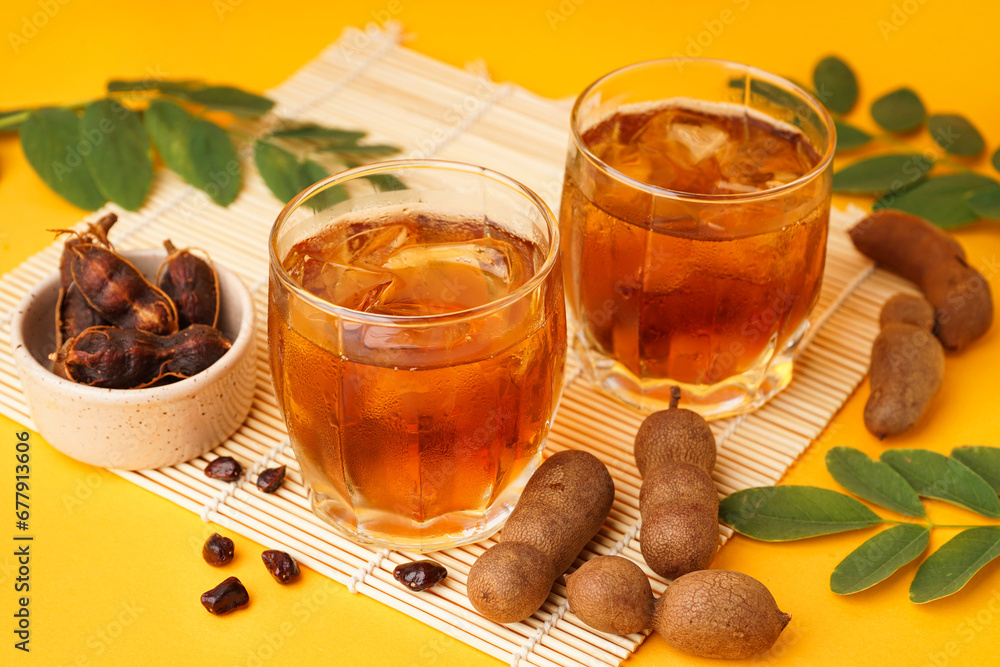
[157,240,221,328]
[53,213,119,349]
[69,243,178,335]
[54,324,231,389]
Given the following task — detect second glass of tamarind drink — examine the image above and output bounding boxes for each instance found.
[560,59,835,418]
[268,160,566,551]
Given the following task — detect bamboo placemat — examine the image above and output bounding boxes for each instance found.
[0,24,914,667]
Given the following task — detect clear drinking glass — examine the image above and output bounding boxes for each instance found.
[559,58,835,418]
[268,160,566,551]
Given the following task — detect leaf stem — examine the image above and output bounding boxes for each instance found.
[0,99,93,131]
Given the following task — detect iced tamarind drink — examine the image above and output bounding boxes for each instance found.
[268,161,565,550]
[560,59,835,418]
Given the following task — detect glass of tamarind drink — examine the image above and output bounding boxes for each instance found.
[560,59,835,418]
[268,160,566,550]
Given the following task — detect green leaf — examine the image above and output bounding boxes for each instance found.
[298,159,347,211]
[254,142,343,208]
[186,119,241,206]
[826,447,926,517]
[992,147,1000,174]
[107,78,200,93]
[145,99,199,182]
[254,141,304,204]
[317,143,399,158]
[363,173,407,191]
[813,56,858,114]
[966,184,1000,221]
[910,527,1000,603]
[270,123,366,143]
[831,524,930,594]
[726,77,805,114]
[81,99,152,211]
[834,119,873,152]
[168,85,274,117]
[871,88,926,133]
[950,447,1000,494]
[874,173,1000,228]
[880,449,1000,518]
[832,153,932,193]
[928,114,985,156]
[719,486,882,541]
[19,108,106,210]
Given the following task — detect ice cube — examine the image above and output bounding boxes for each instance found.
[335,223,412,268]
[300,258,394,311]
[666,122,729,165]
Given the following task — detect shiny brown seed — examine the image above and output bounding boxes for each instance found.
[205,456,242,482]
[393,561,448,592]
[261,550,300,584]
[200,576,249,615]
[256,466,286,494]
[202,533,234,566]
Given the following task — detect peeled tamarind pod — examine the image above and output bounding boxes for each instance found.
[467,450,615,623]
[864,295,945,439]
[56,324,231,389]
[158,240,221,328]
[70,243,179,335]
[849,209,992,350]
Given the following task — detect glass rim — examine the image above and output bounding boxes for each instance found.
[268,158,561,327]
[570,57,836,203]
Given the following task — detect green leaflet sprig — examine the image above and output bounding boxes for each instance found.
[0,79,400,211]
[719,445,1000,603]
[809,55,999,228]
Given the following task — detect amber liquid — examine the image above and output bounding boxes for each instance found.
[268,209,565,547]
[560,101,829,409]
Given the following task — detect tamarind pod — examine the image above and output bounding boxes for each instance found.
[864,322,945,439]
[850,209,992,350]
[56,283,109,348]
[156,324,232,378]
[848,209,966,283]
[70,244,179,335]
[922,257,993,351]
[58,326,165,389]
[157,240,220,328]
[56,325,231,389]
[55,213,118,289]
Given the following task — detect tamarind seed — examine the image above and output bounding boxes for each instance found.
[200,577,249,615]
[205,456,243,482]
[393,561,448,592]
[256,466,286,493]
[261,550,301,584]
[202,533,235,566]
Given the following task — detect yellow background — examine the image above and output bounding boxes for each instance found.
[2,1,1000,665]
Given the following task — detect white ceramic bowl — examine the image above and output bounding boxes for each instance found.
[10,249,256,470]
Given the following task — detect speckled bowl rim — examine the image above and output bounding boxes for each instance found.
[9,249,256,409]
